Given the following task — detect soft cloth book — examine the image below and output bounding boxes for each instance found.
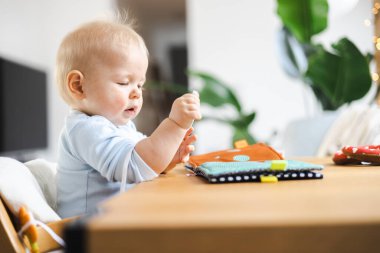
[187,143,324,184]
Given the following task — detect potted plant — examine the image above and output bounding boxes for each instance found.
[273,0,374,156]
[276,0,372,110]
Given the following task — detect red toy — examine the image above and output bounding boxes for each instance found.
[333,145,380,165]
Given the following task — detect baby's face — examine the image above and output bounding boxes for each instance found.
[81,44,148,126]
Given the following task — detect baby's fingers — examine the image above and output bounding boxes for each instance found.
[183,134,197,146]
[184,127,194,138]
[185,105,202,120]
[181,145,195,162]
[182,93,200,105]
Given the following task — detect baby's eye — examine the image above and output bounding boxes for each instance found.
[117,82,129,86]
[137,82,146,90]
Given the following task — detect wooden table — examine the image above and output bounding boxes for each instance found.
[65,158,380,253]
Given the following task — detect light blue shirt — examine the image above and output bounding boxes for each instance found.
[57,110,158,218]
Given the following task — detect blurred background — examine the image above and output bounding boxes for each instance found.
[0,0,375,161]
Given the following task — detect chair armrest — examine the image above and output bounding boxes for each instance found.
[0,196,26,253]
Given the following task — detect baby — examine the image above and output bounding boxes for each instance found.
[55,19,201,218]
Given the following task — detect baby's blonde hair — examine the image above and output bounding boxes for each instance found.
[56,17,148,106]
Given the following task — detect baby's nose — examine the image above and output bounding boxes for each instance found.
[129,86,141,98]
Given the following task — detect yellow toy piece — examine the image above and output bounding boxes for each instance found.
[19,206,40,253]
[234,139,249,149]
[270,160,288,171]
[260,175,278,183]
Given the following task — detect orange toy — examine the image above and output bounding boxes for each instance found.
[188,142,284,168]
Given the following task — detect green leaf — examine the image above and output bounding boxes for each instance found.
[228,112,256,129]
[277,0,328,43]
[232,127,256,145]
[188,70,242,112]
[365,52,374,63]
[309,85,335,110]
[305,38,372,109]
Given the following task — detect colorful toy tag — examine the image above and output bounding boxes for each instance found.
[270,160,288,171]
[234,139,249,149]
[260,175,278,183]
[19,206,39,253]
[17,206,66,252]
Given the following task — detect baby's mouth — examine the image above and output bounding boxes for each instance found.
[125,106,137,113]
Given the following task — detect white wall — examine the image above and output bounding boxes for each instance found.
[187,0,373,154]
[0,0,115,160]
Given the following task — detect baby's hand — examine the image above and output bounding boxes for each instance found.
[169,91,201,129]
[176,127,197,164]
[162,127,197,174]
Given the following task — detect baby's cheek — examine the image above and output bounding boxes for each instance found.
[136,99,143,115]
[113,96,128,108]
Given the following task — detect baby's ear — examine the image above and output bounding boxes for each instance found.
[67,70,85,99]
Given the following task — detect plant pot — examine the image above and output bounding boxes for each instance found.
[278,111,339,157]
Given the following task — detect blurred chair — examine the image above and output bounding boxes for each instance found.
[276,103,380,157]
[317,103,380,156]
[0,157,75,253]
[277,111,338,157]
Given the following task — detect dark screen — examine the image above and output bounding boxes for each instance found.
[0,58,48,153]
[169,45,188,87]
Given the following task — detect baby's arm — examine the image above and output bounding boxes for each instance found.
[135,92,201,174]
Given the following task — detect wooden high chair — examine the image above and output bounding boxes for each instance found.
[0,157,78,253]
[0,195,75,253]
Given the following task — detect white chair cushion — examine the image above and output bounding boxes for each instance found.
[0,157,60,223]
[24,159,58,211]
